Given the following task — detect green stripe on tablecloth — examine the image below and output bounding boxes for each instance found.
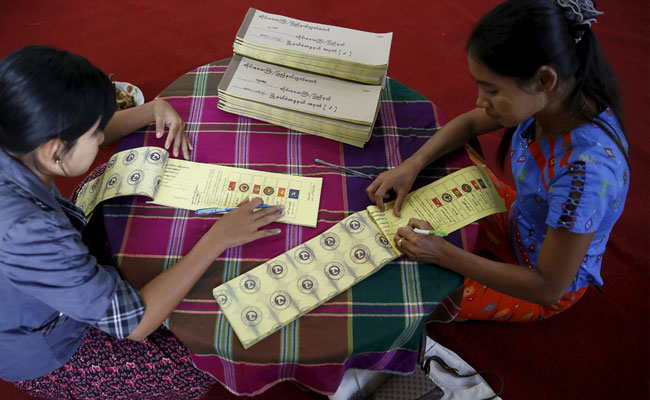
[383,78,429,102]
[279,321,299,365]
[350,260,462,353]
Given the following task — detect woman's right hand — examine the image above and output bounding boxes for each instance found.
[209,197,284,249]
[366,161,421,217]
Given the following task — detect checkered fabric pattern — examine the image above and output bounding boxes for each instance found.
[96,279,145,339]
[101,59,476,396]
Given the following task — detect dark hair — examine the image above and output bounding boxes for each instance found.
[466,0,627,169]
[0,46,115,155]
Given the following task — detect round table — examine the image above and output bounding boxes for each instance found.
[102,59,475,396]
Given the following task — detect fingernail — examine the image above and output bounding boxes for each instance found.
[280,211,286,216]
[156,132,162,138]
[274,228,282,234]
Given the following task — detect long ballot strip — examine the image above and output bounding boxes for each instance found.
[75,146,322,228]
[214,166,506,348]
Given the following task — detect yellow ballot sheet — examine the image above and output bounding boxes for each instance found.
[74,147,323,227]
[214,165,506,349]
[367,165,507,252]
[213,211,398,349]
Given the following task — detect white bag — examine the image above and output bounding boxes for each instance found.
[370,336,502,400]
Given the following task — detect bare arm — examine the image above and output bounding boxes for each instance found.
[366,108,502,215]
[103,98,193,159]
[403,108,502,171]
[397,220,594,305]
[126,198,283,340]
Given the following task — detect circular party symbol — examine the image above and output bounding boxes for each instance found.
[297,275,318,294]
[345,218,365,234]
[461,183,472,193]
[294,247,314,264]
[267,261,288,279]
[375,233,392,248]
[123,151,138,165]
[127,170,144,185]
[107,158,116,169]
[240,275,261,294]
[241,306,262,326]
[263,186,274,195]
[269,291,291,310]
[324,262,345,280]
[239,183,250,192]
[147,150,164,164]
[320,233,340,250]
[106,174,121,189]
[350,245,371,264]
[213,290,232,309]
[442,193,453,202]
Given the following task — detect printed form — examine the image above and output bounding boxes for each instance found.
[367,166,507,251]
[75,146,322,228]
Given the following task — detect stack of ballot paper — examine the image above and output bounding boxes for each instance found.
[218,55,382,147]
[233,8,392,85]
[217,8,392,148]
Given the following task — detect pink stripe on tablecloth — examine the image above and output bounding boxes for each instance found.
[191,346,419,396]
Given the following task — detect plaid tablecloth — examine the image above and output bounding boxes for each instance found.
[103,59,477,396]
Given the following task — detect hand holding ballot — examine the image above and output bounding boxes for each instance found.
[366,157,422,216]
[213,165,506,348]
[206,197,284,249]
[366,166,506,254]
[74,146,323,227]
[393,219,451,264]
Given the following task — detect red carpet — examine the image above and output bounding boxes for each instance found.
[1,1,648,398]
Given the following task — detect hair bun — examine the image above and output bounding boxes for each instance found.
[556,0,603,27]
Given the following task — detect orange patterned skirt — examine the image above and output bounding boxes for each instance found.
[459,149,587,322]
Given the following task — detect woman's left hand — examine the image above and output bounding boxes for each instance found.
[153,99,193,159]
[394,218,449,264]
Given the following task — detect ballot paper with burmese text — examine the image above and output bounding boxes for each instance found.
[213,165,506,349]
[74,146,322,227]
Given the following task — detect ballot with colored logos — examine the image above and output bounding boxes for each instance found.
[213,165,506,348]
[74,146,322,227]
[366,165,507,253]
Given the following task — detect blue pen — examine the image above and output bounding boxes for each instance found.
[195,204,272,216]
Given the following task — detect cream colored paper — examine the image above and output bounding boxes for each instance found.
[74,146,323,228]
[213,165,506,348]
[367,166,507,248]
[75,146,170,217]
[221,56,382,124]
[213,211,398,349]
[239,9,392,66]
[154,158,322,227]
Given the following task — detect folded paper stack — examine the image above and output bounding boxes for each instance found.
[218,8,392,147]
[233,8,392,85]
